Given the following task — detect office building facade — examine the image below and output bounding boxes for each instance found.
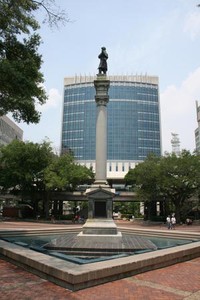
[61,75,161,179]
[0,115,23,146]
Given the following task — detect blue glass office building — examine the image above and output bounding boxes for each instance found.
[61,75,161,179]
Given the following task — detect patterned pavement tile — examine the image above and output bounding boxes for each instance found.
[0,258,191,300]
[66,279,185,300]
[134,258,200,293]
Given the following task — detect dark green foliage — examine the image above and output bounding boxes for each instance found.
[0,0,46,123]
[0,0,67,123]
[125,154,161,202]
[0,139,54,192]
[0,140,94,218]
[125,151,200,223]
[44,153,94,190]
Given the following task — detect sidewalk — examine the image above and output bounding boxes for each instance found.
[0,220,200,300]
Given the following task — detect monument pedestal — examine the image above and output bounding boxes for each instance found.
[80,219,120,236]
[81,186,119,236]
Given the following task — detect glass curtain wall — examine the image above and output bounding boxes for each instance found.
[61,76,161,161]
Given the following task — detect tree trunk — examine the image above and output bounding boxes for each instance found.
[174,201,181,224]
[43,190,50,219]
[58,200,63,217]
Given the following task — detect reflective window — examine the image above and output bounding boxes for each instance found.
[61,80,161,160]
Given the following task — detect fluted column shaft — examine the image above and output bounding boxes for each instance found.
[94,75,110,184]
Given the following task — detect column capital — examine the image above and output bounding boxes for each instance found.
[94,76,110,106]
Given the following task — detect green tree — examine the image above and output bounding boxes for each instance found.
[125,154,161,220]
[114,202,140,219]
[0,141,94,219]
[0,139,55,215]
[44,153,94,190]
[125,154,160,200]
[0,0,66,123]
[158,151,200,223]
[125,151,200,223]
[44,154,94,218]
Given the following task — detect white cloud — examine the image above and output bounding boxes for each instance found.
[160,67,200,153]
[183,11,200,40]
[37,88,62,112]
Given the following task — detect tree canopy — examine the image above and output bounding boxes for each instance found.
[0,139,54,193]
[125,151,200,223]
[0,140,94,217]
[44,153,94,190]
[158,151,200,221]
[0,0,66,123]
[125,154,161,202]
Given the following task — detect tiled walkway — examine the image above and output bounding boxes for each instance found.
[0,220,200,300]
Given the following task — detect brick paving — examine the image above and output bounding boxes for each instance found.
[0,220,200,300]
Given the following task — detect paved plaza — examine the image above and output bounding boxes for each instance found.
[0,220,200,300]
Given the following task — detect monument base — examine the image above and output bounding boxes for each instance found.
[81,218,119,235]
[85,186,115,219]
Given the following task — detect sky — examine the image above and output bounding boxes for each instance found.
[16,0,200,154]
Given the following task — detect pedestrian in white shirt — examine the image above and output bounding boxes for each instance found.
[166,215,171,229]
[171,216,176,229]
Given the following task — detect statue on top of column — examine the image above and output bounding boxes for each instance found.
[98,47,108,75]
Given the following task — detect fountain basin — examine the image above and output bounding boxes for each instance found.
[0,227,200,291]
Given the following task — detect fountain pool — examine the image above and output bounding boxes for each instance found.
[0,227,200,291]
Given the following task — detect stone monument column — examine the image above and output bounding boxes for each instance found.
[81,47,120,236]
[94,76,110,185]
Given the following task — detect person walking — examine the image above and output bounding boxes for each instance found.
[166,215,171,229]
[171,215,176,229]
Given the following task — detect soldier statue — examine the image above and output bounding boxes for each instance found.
[98,47,108,75]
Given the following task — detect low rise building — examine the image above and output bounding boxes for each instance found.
[0,115,23,146]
